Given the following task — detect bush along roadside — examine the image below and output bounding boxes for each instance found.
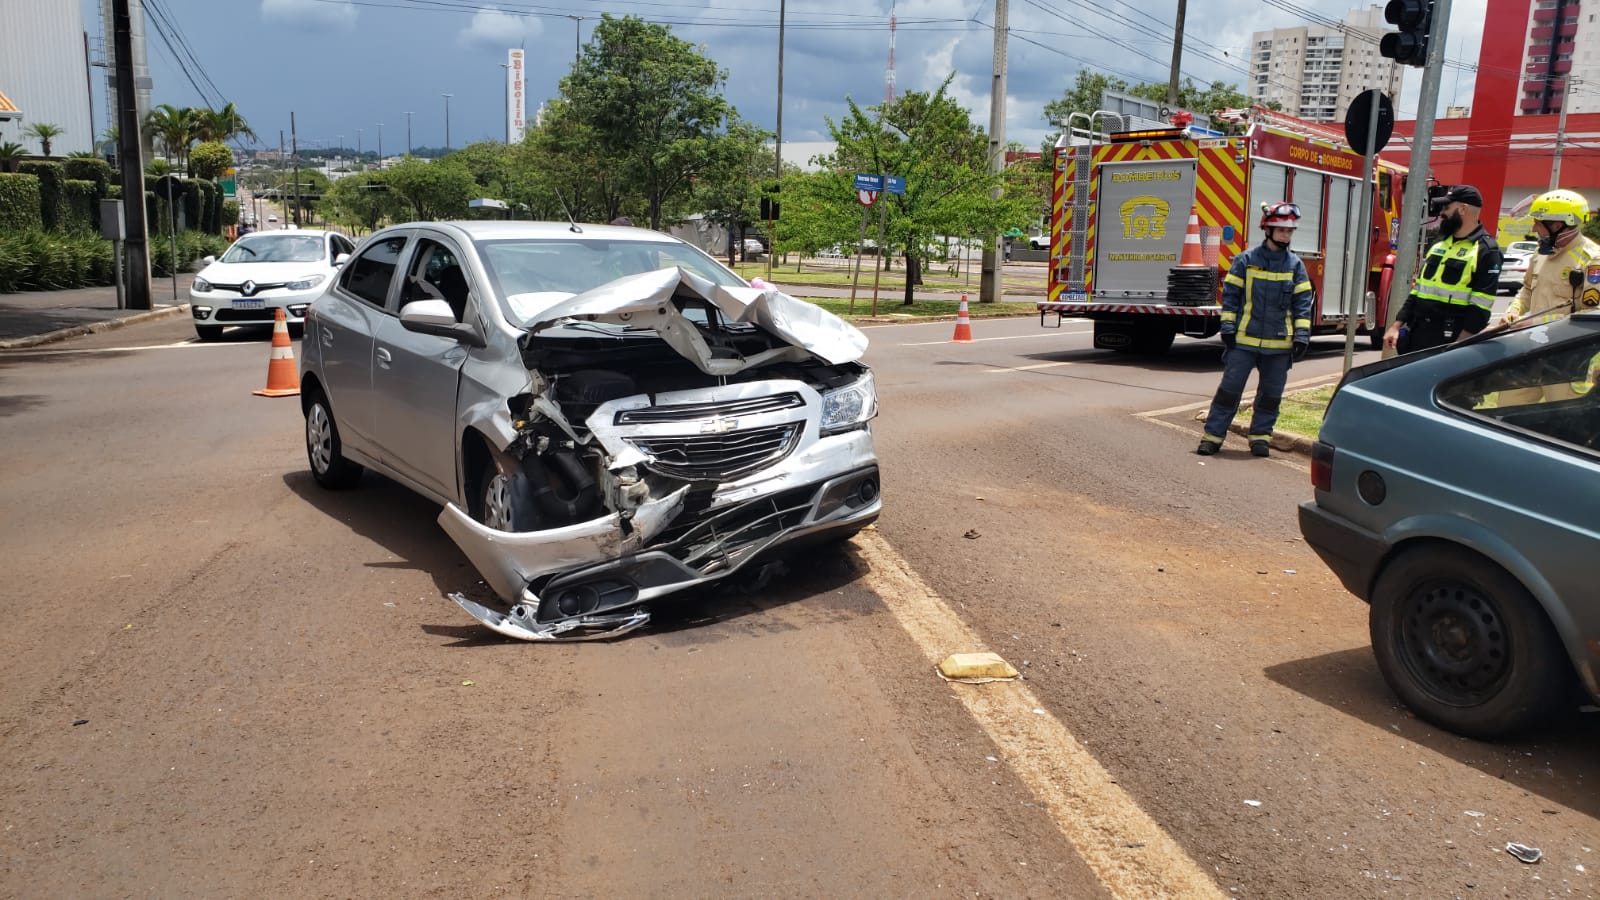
[0,229,229,293]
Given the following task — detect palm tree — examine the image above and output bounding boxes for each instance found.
[22,122,64,157]
[197,103,257,146]
[96,126,118,156]
[144,104,195,172]
[0,141,24,173]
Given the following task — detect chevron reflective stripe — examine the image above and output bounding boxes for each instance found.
[1037,302,1224,315]
[1196,143,1246,270]
[1049,149,1070,302]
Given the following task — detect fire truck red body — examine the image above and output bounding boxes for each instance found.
[1040,109,1406,353]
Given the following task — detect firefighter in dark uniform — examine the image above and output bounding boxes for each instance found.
[1383,184,1502,353]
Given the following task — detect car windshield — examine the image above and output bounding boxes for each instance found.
[221,234,326,263]
[474,237,745,325]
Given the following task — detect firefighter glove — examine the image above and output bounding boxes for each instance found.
[1292,339,1309,362]
[1221,332,1236,349]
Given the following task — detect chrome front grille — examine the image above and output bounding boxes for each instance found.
[615,392,804,425]
[630,423,802,481]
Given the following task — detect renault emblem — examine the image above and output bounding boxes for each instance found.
[241,280,257,297]
[700,416,738,434]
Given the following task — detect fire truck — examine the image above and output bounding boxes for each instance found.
[1039,107,1407,353]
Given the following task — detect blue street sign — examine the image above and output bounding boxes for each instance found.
[854,173,884,192]
[885,175,906,195]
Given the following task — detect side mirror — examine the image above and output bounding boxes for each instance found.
[399,299,485,348]
[202,255,216,265]
[333,253,350,266]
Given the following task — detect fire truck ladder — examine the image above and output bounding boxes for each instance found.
[1064,142,1091,294]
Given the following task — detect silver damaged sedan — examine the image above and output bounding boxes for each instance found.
[299,222,880,640]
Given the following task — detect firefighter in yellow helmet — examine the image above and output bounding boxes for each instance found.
[1495,189,1600,406]
[1499,188,1599,327]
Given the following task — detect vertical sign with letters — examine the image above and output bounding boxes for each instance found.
[508,49,526,143]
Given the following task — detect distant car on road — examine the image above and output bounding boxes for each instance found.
[1504,240,1538,259]
[1498,253,1531,295]
[298,221,880,641]
[1300,310,1600,738]
[189,229,355,341]
[1028,234,1049,250]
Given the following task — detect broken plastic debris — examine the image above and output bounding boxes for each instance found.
[985,755,998,762]
[1506,842,1543,864]
[72,719,88,727]
[963,529,981,540]
[1283,569,1297,574]
[1464,810,1485,817]
[461,680,475,686]
[937,652,1020,683]
[1243,800,1262,807]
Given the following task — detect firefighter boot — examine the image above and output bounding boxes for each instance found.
[1250,440,1270,458]
[1196,439,1221,456]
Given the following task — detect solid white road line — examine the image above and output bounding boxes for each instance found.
[0,340,243,355]
[983,361,1075,373]
[1134,373,1341,419]
[855,530,1226,899]
[901,328,1093,346]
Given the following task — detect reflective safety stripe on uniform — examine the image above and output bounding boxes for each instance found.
[1415,237,1492,310]
[1236,268,1295,350]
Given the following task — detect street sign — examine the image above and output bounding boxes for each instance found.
[854,173,883,192]
[857,189,880,207]
[885,175,906,195]
[1344,90,1394,156]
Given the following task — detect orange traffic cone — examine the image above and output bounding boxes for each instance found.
[253,308,301,397]
[1177,213,1205,267]
[951,294,973,342]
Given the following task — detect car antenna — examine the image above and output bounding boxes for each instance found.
[553,188,582,233]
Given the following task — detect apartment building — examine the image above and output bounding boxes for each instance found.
[1250,6,1404,123]
[1519,0,1600,114]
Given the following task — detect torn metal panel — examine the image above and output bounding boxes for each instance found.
[451,594,651,641]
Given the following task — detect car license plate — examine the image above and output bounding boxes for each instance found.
[233,299,265,310]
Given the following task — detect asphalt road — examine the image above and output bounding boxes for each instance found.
[1,315,1595,898]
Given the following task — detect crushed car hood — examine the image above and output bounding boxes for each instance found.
[526,267,868,376]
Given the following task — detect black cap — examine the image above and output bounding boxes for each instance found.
[1445,185,1484,207]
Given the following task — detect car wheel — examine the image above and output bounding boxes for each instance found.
[288,323,305,340]
[474,458,540,532]
[195,325,223,342]
[304,388,363,489]
[1369,545,1568,739]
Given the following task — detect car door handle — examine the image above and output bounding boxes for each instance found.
[376,347,392,369]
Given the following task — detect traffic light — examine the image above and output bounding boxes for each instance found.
[1380,0,1433,67]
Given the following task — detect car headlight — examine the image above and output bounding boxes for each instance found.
[192,278,211,293]
[285,274,326,291]
[819,372,878,435]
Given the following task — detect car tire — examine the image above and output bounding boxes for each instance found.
[473,458,541,532]
[195,325,223,342]
[304,388,363,489]
[1369,545,1568,739]
[288,323,305,340]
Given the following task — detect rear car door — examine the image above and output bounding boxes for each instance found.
[370,232,475,502]
[312,233,410,453]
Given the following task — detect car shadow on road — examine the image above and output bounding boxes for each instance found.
[284,468,874,646]
[1266,646,1600,818]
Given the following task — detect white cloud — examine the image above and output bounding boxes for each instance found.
[261,0,356,30]
[458,8,542,49]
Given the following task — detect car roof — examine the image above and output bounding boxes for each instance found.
[378,221,681,244]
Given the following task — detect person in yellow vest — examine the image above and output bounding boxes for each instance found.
[1494,190,1600,405]
[1384,185,1502,353]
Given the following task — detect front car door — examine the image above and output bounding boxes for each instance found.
[312,232,410,454]
[370,232,476,503]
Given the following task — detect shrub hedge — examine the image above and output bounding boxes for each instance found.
[61,179,99,233]
[0,228,230,292]
[0,173,42,231]
[62,157,113,192]
[17,161,64,232]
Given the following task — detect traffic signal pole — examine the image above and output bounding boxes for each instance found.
[979,0,1008,304]
[1382,0,1452,358]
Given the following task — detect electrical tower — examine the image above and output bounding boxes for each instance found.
[885,0,897,105]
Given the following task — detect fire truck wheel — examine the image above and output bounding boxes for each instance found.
[1129,327,1175,355]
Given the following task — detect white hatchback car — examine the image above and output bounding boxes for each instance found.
[189,229,357,340]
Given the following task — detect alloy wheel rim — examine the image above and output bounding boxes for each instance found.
[307,404,332,474]
[483,473,513,530]
[1398,580,1511,706]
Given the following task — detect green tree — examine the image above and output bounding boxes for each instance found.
[195,103,257,145]
[691,119,774,265]
[322,170,404,233]
[22,123,64,157]
[559,15,732,229]
[770,169,864,265]
[145,104,196,172]
[1128,78,1256,132]
[1041,71,1131,128]
[0,141,23,173]
[823,77,1025,304]
[190,141,233,180]
[383,157,474,220]
[444,141,513,195]
[515,98,631,222]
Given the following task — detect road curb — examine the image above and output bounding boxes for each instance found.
[1227,420,1315,456]
[0,304,191,351]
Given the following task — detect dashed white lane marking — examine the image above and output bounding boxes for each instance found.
[901,328,1092,346]
[983,360,1074,373]
[854,531,1226,899]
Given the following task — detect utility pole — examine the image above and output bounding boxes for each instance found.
[1551,76,1574,189]
[377,122,383,168]
[291,111,301,227]
[110,0,151,310]
[772,0,785,284]
[1167,0,1186,106]
[442,93,453,151]
[567,16,581,62]
[978,0,1009,304]
[356,127,363,170]
[403,111,413,156]
[1383,0,1453,358]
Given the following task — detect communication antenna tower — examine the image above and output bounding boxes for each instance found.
[885,0,897,105]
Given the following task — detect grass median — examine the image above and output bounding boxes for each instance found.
[1234,384,1334,440]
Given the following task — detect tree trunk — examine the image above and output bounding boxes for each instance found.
[902,254,921,305]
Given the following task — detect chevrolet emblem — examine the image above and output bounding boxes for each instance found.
[241,280,257,297]
[700,417,738,434]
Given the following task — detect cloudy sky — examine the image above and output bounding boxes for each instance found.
[91,0,1490,157]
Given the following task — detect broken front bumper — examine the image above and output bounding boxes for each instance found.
[439,430,880,640]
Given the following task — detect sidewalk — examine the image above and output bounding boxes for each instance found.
[0,275,196,350]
